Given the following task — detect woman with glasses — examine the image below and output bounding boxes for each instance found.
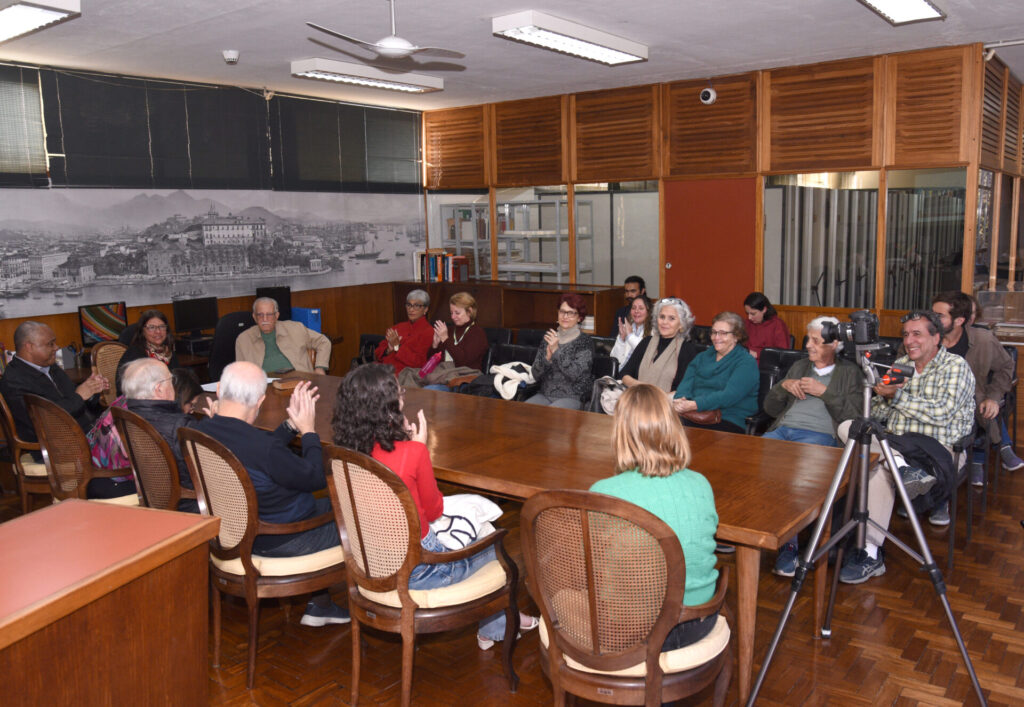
[673,311,759,434]
[609,294,653,367]
[374,288,434,374]
[526,293,595,409]
[116,309,179,394]
[332,363,538,650]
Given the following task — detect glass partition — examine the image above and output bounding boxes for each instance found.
[975,169,994,294]
[884,168,966,310]
[763,171,879,308]
[997,173,1014,290]
[426,190,490,279]
[494,186,570,283]
[574,181,659,293]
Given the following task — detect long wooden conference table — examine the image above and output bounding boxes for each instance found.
[255,375,847,702]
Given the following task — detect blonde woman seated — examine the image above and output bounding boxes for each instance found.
[609,295,653,367]
[590,383,721,649]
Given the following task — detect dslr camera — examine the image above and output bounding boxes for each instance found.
[820,309,879,347]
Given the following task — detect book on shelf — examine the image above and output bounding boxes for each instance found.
[413,250,468,283]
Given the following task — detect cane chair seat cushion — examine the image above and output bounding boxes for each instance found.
[539,611,730,677]
[210,544,345,577]
[19,454,47,476]
[357,559,507,609]
[92,493,141,507]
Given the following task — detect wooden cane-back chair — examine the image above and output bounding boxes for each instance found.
[91,341,127,405]
[323,444,520,707]
[520,489,733,707]
[111,406,196,511]
[23,394,139,506]
[0,392,50,513]
[177,427,346,689]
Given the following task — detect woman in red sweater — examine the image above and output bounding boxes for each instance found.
[743,292,790,361]
[331,363,536,649]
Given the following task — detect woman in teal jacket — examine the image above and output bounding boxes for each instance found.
[673,311,759,433]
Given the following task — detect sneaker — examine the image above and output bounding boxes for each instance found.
[773,542,798,577]
[928,503,950,526]
[477,614,538,650]
[715,542,736,554]
[900,466,937,500]
[300,601,351,627]
[1000,445,1024,471]
[970,463,985,487]
[839,549,886,584]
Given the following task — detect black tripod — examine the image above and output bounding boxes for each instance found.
[746,345,986,706]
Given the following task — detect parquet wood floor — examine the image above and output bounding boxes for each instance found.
[2,468,1021,706]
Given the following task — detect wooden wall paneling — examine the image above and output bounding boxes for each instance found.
[890,46,970,166]
[767,57,877,171]
[980,58,1006,170]
[663,73,758,176]
[963,163,980,292]
[961,44,984,164]
[423,106,488,190]
[571,84,660,182]
[1004,75,1021,173]
[493,95,565,186]
[756,71,771,172]
[1009,176,1021,283]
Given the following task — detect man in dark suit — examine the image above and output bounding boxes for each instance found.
[0,321,108,442]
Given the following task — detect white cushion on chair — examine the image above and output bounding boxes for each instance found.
[92,493,140,507]
[211,544,345,577]
[539,613,730,677]
[19,453,47,477]
[357,559,507,609]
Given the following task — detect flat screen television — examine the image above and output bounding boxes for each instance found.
[78,301,128,346]
[255,285,291,321]
[172,296,220,338]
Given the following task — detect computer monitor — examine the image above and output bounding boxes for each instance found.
[172,296,220,338]
[78,301,128,346]
[255,286,291,321]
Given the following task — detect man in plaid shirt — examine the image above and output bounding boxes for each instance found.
[839,310,975,584]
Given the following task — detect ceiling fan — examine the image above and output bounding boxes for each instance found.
[307,0,465,60]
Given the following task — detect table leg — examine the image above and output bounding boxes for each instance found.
[735,545,760,704]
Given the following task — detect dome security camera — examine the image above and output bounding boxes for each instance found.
[222,50,240,65]
[699,87,717,105]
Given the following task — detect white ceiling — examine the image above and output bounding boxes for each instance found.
[2,0,1024,111]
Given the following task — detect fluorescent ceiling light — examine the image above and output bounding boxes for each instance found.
[856,0,945,26]
[290,58,442,93]
[492,10,647,65]
[0,0,80,43]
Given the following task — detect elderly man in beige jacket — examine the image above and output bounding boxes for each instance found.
[235,297,331,374]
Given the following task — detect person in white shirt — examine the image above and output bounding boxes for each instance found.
[610,295,652,367]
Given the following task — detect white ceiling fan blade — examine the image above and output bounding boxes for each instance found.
[410,46,465,59]
[306,22,379,53]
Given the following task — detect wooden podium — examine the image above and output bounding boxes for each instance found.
[0,500,219,704]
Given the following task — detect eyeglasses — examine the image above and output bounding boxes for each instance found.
[558,309,579,317]
[144,325,168,331]
[254,312,278,320]
[900,311,931,323]
[710,329,734,338]
[405,302,426,308]
[659,297,684,305]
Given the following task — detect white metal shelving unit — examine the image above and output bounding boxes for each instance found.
[495,200,593,283]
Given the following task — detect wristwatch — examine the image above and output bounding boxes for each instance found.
[284,419,298,434]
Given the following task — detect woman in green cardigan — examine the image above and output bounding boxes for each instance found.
[590,383,720,649]
[672,311,759,433]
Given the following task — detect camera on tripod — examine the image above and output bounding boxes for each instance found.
[819,309,879,346]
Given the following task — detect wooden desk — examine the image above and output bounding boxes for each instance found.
[65,352,210,385]
[0,500,220,704]
[256,376,846,703]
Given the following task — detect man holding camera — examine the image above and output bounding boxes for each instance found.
[839,310,975,584]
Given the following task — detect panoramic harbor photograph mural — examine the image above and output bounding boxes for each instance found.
[0,188,425,319]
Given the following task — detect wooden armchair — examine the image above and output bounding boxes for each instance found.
[323,444,521,707]
[520,489,733,707]
[0,392,50,513]
[23,394,138,506]
[91,341,127,405]
[111,406,196,511]
[177,427,346,689]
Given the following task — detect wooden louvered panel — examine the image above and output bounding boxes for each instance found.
[494,96,564,186]
[892,48,966,165]
[573,85,659,182]
[980,60,1005,169]
[768,58,876,171]
[664,74,757,176]
[423,106,487,189]
[1004,75,1020,170]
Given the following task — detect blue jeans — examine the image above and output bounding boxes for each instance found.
[257,497,340,556]
[424,384,449,392]
[763,427,839,550]
[410,529,507,641]
[762,426,839,447]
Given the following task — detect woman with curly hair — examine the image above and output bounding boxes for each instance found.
[331,363,537,650]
